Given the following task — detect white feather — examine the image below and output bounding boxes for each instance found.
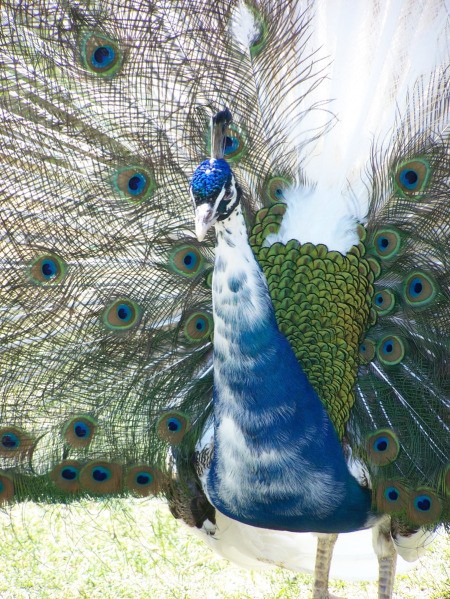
[394,527,437,562]
[191,511,422,581]
[230,1,260,54]
[269,0,449,252]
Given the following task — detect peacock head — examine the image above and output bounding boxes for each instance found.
[190,109,241,241]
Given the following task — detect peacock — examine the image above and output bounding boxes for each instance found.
[0,1,448,598]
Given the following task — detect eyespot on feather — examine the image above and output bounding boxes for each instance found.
[407,488,442,525]
[183,312,213,343]
[50,460,81,493]
[169,245,204,277]
[80,33,123,77]
[0,427,34,459]
[359,338,376,363]
[102,298,142,331]
[403,271,437,307]
[63,416,97,448]
[157,412,189,445]
[79,461,122,494]
[112,167,155,203]
[126,465,162,496]
[376,480,408,514]
[0,473,14,503]
[264,176,291,203]
[372,228,402,260]
[224,124,247,162]
[373,289,395,315]
[393,158,431,198]
[28,253,67,285]
[366,429,400,465]
[376,335,405,365]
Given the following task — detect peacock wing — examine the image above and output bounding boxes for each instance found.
[350,72,449,529]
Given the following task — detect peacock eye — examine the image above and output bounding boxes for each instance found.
[169,245,204,278]
[372,228,402,260]
[80,33,123,77]
[112,167,155,203]
[125,465,161,496]
[63,416,97,448]
[0,427,34,458]
[408,489,442,525]
[221,127,246,161]
[51,460,82,493]
[79,461,122,494]
[101,298,142,331]
[372,289,395,315]
[384,486,400,503]
[376,334,405,365]
[265,176,291,203]
[393,158,430,198]
[366,429,400,465]
[183,311,213,343]
[224,136,239,155]
[403,271,437,307]
[157,411,189,444]
[28,253,67,285]
[206,125,246,163]
[91,45,116,69]
[61,467,79,481]
[359,338,375,363]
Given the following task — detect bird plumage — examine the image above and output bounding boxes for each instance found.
[191,154,375,532]
[0,0,448,597]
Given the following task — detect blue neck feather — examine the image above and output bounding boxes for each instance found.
[207,207,375,533]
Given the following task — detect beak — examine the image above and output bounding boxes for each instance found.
[195,203,216,241]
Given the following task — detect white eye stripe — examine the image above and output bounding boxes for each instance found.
[213,176,238,214]
[212,186,228,211]
[190,187,197,209]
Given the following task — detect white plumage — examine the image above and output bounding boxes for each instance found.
[270,0,449,252]
[193,512,435,580]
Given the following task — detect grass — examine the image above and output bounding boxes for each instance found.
[0,498,448,599]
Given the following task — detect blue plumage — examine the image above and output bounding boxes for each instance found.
[208,322,374,533]
[193,156,374,534]
[191,160,232,198]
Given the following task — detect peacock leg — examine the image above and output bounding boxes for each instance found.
[312,533,339,599]
[373,517,397,599]
[378,553,397,599]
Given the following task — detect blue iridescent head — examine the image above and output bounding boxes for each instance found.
[191,159,231,199]
[190,110,241,241]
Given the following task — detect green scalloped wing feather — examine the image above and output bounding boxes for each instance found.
[250,205,375,439]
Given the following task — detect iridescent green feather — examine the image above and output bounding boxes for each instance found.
[351,76,450,526]
[250,204,375,439]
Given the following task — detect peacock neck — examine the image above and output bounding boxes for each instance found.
[212,205,277,346]
[207,206,375,533]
